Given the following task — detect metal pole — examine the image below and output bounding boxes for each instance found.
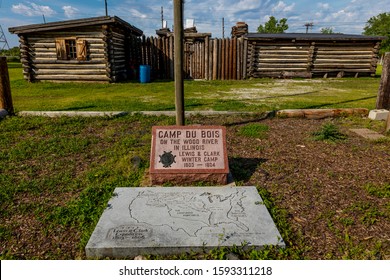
[105,0,108,16]
[174,0,185,125]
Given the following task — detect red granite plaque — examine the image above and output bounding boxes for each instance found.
[150,126,229,185]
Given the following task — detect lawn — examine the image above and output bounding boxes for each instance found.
[7,63,382,112]
[1,62,389,260]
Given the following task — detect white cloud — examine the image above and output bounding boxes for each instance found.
[12,2,56,17]
[272,1,295,13]
[318,3,330,10]
[129,9,147,19]
[62,6,79,19]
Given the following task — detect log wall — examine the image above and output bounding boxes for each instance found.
[19,30,382,82]
[20,27,109,82]
[246,39,381,78]
[19,25,139,83]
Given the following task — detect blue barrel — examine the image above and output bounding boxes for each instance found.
[139,65,151,83]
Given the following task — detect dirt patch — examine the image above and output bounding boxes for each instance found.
[225,117,390,259]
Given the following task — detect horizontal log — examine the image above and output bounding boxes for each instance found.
[89,54,106,59]
[254,58,309,63]
[111,31,126,39]
[30,43,56,48]
[33,59,107,64]
[35,64,106,69]
[33,74,110,81]
[254,62,308,68]
[91,44,107,50]
[311,68,373,73]
[254,54,309,59]
[315,47,373,52]
[257,46,310,50]
[314,43,373,48]
[255,52,310,57]
[315,55,373,60]
[30,48,57,54]
[33,54,57,59]
[109,59,126,64]
[29,69,108,75]
[277,108,369,119]
[88,48,106,54]
[255,67,308,71]
[314,59,372,64]
[313,64,371,69]
[316,52,373,57]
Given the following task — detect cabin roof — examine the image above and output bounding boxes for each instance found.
[9,16,143,36]
[245,33,386,41]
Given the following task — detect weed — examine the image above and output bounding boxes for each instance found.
[238,123,269,139]
[311,122,347,142]
[348,202,386,226]
[363,183,390,198]
[339,217,355,226]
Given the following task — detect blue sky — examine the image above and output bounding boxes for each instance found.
[1,0,389,47]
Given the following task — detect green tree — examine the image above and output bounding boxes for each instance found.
[257,16,288,33]
[363,12,390,55]
[320,27,334,34]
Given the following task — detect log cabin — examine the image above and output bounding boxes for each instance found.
[9,16,143,83]
[245,33,386,78]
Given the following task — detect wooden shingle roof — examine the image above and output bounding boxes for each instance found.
[245,33,386,41]
[9,16,143,36]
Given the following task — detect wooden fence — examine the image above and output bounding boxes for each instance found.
[130,36,248,80]
[130,35,381,81]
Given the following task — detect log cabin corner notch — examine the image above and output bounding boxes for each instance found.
[9,16,143,83]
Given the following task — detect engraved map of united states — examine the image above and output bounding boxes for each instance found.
[128,189,250,237]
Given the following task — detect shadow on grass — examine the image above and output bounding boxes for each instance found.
[58,105,98,111]
[229,157,267,182]
[303,95,377,109]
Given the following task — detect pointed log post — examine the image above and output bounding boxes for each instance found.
[376,52,390,110]
[0,57,14,115]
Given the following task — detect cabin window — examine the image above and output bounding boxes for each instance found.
[55,38,87,61]
[65,39,77,59]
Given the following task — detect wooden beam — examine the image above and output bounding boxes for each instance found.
[0,57,14,114]
[174,0,185,125]
[376,52,390,109]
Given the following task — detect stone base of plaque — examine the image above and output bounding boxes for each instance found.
[150,172,228,185]
[142,171,235,187]
[85,186,285,259]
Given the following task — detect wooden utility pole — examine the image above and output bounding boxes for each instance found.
[304,22,313,33]
[222,17,225,38]
[376,52,390,110]
[174,0,185,125]
[0,57,13,114]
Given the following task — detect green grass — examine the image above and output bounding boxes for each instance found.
[6,63,382,112]
[0,114,175,259]
[311,122,347,142]
[238,123,269,138]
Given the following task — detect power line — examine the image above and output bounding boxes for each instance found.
[0,25,10,51]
